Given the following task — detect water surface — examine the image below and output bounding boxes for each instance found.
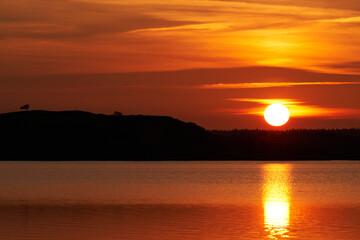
[0,161,360,239]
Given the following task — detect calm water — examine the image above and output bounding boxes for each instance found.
[0,161,360,240]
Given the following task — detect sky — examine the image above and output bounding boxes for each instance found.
[1,0,360,129]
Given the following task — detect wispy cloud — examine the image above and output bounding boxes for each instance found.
[199,81,360,89]
[213,0,360,11]
[126,23,230,34]
[230,98,301,105]
[0,0,196,39]
[319,16,360,23]
[322,61,360,71]
[2,0,360,76]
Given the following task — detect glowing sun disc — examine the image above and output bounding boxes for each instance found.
[264,104,290,126]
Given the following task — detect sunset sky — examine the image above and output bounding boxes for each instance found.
[1,0,360,129]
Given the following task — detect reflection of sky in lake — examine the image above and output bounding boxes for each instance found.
[263,164,291,239]
[1,161,360,240]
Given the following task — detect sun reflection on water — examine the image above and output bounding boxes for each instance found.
[263,164,291,239]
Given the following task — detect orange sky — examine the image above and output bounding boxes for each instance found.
[1,0,360,129]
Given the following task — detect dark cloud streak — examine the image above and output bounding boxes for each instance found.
[215,0,360,11]
[0,0,196,39]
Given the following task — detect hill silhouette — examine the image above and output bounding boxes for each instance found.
[0,110,359,160]
[0,111,210,160]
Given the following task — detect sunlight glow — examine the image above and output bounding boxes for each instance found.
[228,98,360,118]
[264,202,290,227]
[263,164,291,239]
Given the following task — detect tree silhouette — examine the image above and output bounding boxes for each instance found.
[113,111,122,116]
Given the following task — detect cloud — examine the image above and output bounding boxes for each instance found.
[199,81,360,89]
[213,0,360,11]
[323,61,360,69]
[318,16,360,23]
[1,0,360,76]
[126,23,231,34]
[230,98,302,104]
[0,0,195,39]
[320,62,360,74]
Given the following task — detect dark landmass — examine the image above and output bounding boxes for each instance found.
[0,110,359,160]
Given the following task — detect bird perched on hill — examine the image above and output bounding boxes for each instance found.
[20,104,30,111]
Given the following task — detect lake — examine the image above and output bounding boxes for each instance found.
[0,161,360,239]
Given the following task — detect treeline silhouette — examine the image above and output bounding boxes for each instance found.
[211,129,360,160]
[0,110,359,160]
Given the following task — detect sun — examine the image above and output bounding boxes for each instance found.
[264,104,290,126]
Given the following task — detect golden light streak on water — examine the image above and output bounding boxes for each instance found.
[263,164,291,239]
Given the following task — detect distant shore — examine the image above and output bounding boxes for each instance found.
[0,110,359,160]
